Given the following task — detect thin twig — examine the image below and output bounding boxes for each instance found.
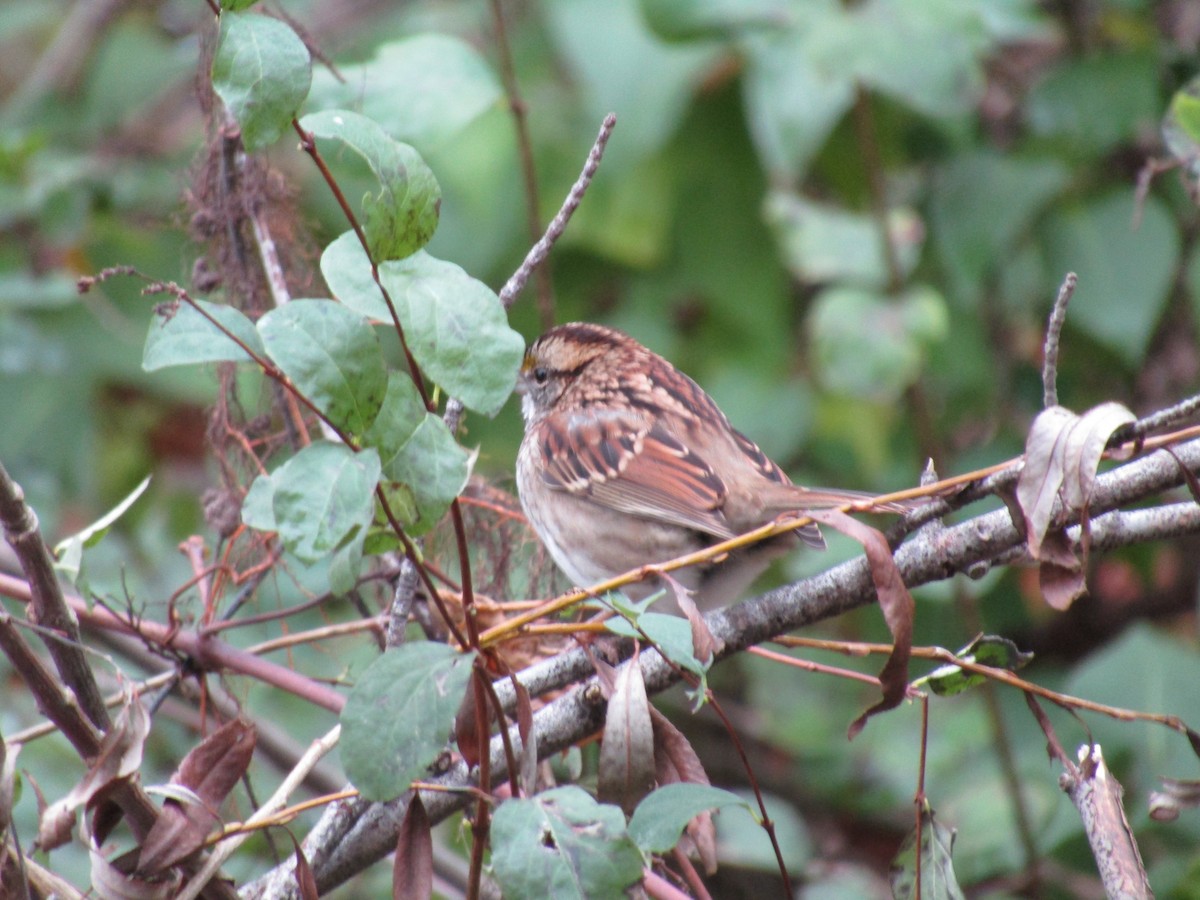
[1042,272,1077,408]
[499,113,616,309]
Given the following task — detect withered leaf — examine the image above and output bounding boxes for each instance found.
[1017,402,1135,559]
[597,656,655,816]
[38,693,149,851]
[807,509,913,738]
[393,795,433,900]
[650,708,717,874]
[136,718,256,874]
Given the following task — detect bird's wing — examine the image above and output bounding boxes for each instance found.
[537,408,737,540]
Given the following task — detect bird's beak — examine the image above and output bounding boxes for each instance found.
[514,353,534,394]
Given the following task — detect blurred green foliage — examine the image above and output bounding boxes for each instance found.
[2,0,1200,895]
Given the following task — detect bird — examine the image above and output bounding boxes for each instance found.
[515,322,903,610]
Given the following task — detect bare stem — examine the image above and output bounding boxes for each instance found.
[500,114,616,310]
[1042,272,1077,408]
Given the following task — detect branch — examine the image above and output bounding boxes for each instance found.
[0,460,109,729]
[498,113,616,310]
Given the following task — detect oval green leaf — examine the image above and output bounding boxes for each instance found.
[340,642,475,801]
[628,783,749,853]
[212,12,312,151]
[491,787,644,898]
[299,110,441,262]
[257,299,387,435]
[143,299,263,370]
[263,442,380,563]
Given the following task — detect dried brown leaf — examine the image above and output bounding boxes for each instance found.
[1017,405,1076,555]
[1149,777,1200,822]
[1017,403,1134,558]
[513,679,537,797]
[662,572,718,664]
[393,795,433,900]
[136,718,256,874]
[808,510,913,739]
[37,694,149,851]
[285,831,318,900]
[91,841,180,900]
[1038,531,1086,611]
[650,708,717,874]
[454,672,483,771]
[598,656,655,815]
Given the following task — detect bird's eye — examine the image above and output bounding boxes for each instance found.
[533,366,550,385]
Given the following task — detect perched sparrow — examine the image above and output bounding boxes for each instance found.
[516,322,900,610]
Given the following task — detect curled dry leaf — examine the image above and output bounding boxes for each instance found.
[597,655,655,816]
[136,718,257,875]
[91,840,181,900]
[394,794,433,900]
[806,509,914,738]
[37,691,149,851]
[1149,777,1200,822]
[662,572,718,665]
[1017,402,1135,610]
[1017,402,1136,556]
[513,679,538,798]
[453,669,483,771]
[284,831,318,900]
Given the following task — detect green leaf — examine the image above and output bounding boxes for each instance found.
[143,299,264,370]
[628,784,749,853]
[362,372,426,455]
[307,35,501,149]
[606,611,708,680]
[257,299,387,435]
[490,787,644,898]
[328,536,364,597]
[53,475,152,587]
[916,636,1033,697]
[1163,76,1200,171]
[544,0,717,168]
[890,805,966,900]
[640,0,789,40]
[320,230,390,320]
[764,192,923,289]
[248,442,380,564]
[1026,52,1158,154]
[929,153,1069,308]
[715,791,811,871]
[363,373,463,534]
[1043,192,1179,366]
[809,285,948,402]
[299,110,441,262]
[340,642,475,801]
[0,271,80,310]
[822,0,988,118]
[741,27,854,181]
[211,11,312,152]
[381,413,472,534]
[240,473,276,531]
[378,253,525,416]
[323,233,524,414]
